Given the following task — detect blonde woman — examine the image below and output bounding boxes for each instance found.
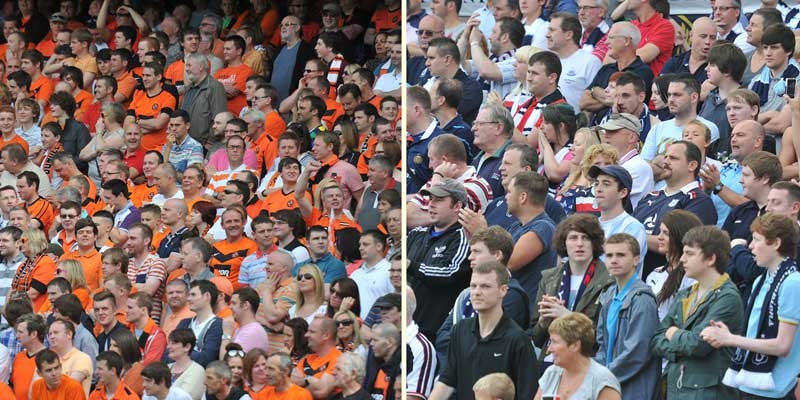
[11,229,56,312]
[334,310,368,360]
[288,264,327,324]
[55,259,92,310]
[555,143,619,215]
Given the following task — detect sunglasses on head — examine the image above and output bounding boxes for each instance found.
[335,319,354,327]
[227,349,245,358]
[297,273,314,281]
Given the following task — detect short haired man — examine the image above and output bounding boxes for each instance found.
[350,230,393,319]
[722,151,782,241]
[578,0,610,60]
[0,226,23,308]
[261,352,312,399]
[237,216,277,288]
[408,14,446,85]
[633,141,717,275]
[505,171,558,299]
[17,171,54,232]
[661,17,715,85]
[457,16,525,99]
[48,318,92,395]
[436,226,531,372]
[420,37,483,124]
[355,155,399,231]
[126,292,167,365]
[150,164,184,208]
[546,12,602,110]
[364,323,401,399]
[175,280,223,367]
[642,74,721,178]
[209,208,257,289]
[125,223,167,320]
[123,62,175,151]
[162,109,204,176]
[213,35,253,116]
[513,52,566,142]
[407,179,472,341]
[31,350,85,399]
[581,21,655,114]
[294,226,347,286]
[596,233,660,400]
[180,53,228,144]
[204,360,253,400]
[100,178,141,245]
[11,313,47,400]
[226,287,269,354]
[271,15,316,101]
[652,226,742,399]
[407,86,446,193]
[60,218,103,291]
[90,351,139,400]
[0,142,52,197]
[714,0,754,53]
[598,72,658,142]
[253,249,298,352]
[94,290,128,353]
[748,24,798,113]
[271,209,311,264]
[291,317,341,399]
[471,102,514,197]
[161,279,195,337]
[428,262,537,400]
[142,361,193,399]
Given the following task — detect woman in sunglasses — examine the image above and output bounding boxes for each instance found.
[326,277,361,318]
[288,264,327,324]
[223,343,247,390]
[334,310,367,359]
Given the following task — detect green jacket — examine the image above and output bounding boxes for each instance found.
[531,259,614,352]
[650,274,744,400]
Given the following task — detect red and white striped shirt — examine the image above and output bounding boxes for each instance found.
[409,166,493,213]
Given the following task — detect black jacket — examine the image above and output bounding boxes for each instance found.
[363,346,400,400]
[407,223,471,342]
[439,314,539,400]
[288,40,316,95]
[61,118,91,173]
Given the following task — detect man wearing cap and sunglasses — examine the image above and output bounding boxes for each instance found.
[598,112,655,207]
[589,165,648,273]
[407,178,472,342]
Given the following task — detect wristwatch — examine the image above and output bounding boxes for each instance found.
[712,183,724,194]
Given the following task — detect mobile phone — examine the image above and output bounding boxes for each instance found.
[788,78,796,99]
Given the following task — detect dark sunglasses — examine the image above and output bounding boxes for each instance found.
[223,189,240,195]
[335,319,354,327]
[297,273,314,281]
[227,349,245,358]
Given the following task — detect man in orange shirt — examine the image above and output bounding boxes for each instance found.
[210,208,257,290]
[68,29,98,89]
[12,313,47,400]
[262,158,310,215]
[20,50,53,110]
[89,351,139,400]
[242,108,278,175]
[35,13,67,58]
[30,349,87,400]
[213,35,253,116]
[62,218,103,291]
[124,62,175,151]
[261,353,313,400]
[291,317,341,399]
[109,48,137,105]
[160,279,195,337]
[132,37,159,77]
[252,84,286,139]
[17,171,54,233]
[164,28,200,94]
[125,292,166,365]
[0,108,30,155]
[352,68,382,110]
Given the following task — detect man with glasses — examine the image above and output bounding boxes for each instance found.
[714,0,753,53]
[578,0,610,61]
[207,134,255,194]
[49,200,80,252]
[252,85,287,140]
[270,15,315,100]
[162,110,203,179]
[580,21,654,115]
[471,102,514,198]
[408,15,445,85]
[278,59,328,114]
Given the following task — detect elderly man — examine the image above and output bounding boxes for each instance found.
[714,0,754,53]
[263,353,312,399]
[180,53,227,144]
[0,143,52,197]
[271,15,315,102]
[579,0,610,60]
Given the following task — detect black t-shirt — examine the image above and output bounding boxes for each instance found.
[330,388,373,400]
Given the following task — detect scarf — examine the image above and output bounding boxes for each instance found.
[11,254,44,293]
[750,61,800,106]
[42,142,65,176]
[326,54,345,89]
[723,257,797,391]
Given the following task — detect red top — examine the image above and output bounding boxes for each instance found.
[632,12,675,76]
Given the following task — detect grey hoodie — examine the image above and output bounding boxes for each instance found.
[595,279,661,400]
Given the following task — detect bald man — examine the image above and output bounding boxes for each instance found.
[254,249,297,332]
[156,198,191,271]
[408,15,445,85]
[151,164,184,207]
[660,17,716,85]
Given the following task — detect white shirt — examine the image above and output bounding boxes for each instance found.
[641,116,720,161]
[621,153,655,208]
[151,190,184,207]
[559,49,602,112]
[142,387,193,400]
[350,258,394,320]
[523,18,549,50]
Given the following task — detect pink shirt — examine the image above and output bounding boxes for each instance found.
[325,160,365,210]
[233,321,270,353]
[208,148,259,171]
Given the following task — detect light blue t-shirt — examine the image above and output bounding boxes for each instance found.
[640,117,720,161]
[600,212,647,276]
[712,161,743,227]
[740,271,800,398]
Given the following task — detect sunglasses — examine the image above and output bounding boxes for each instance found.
[223,189,240,195]
[335,319,354,327]
[297,273,314,281]
[226,349,245,358]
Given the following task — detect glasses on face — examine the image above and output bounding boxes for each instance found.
[335,319,354,327]
[578,5,600,11]
[223,189,240,195]
[304,69,318,73]
[252,95,267,101]
[297,273,314,281]
[60,214,77,219]
[713,6,737,12]
[418,30,443,37]
[473,120,499,126]
[226,349,245,358]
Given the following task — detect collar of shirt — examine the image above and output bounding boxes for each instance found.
[411,119,439,142]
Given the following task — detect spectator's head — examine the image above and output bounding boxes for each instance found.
[420,178,467,229]
[614,72,646,115]
[473,373,515,400]
[306,316,337,353]
[762,24,796,70]
[492,17,525,54]
[499,143,538,189]
[577,0,608,30]
[712,0,741,32]
[468,226,514,268]
[663,140,703,185]
[101,247,129,276]
[472,102,514,153]
[407,86,433,130]
[492,0,521,19]
[707,42,747,86]
[750,213,799,260]
[526,51,561,98]
[428,133,468,168]
[35,350,64,389]
[547,13,581,52]
[417,14,445,50]
[470,261,509,312]
[314,31,342,59]
[547,312,596,363]
[430,0,462,19]
[730,119,764,162]
[747,8,783,47]
[184,53,210,85]
[741,151,782,200]
[554,213,606,260]
[141,362,173,396]
[426,37,460,77]
[689,17,716,59]
[607,21,640,60]
[767,181,800,218]
[336,84,361,116]
[667,74,700,118]
[507,170,548,215]
[188,280,218,313]
[726,88,760,128]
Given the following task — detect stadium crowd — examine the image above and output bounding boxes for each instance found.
[406,0,800,399]
[0,0,405,399]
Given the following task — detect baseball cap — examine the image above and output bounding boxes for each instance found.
[373,293,400,310]
[589,165,634,212]
[322,3,342,15]
[210,277,233,298]
[598,113,641,133]
[420,178,468,206]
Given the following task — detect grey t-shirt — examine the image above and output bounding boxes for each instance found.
[271,42,301,102]
[539,359,621,400]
